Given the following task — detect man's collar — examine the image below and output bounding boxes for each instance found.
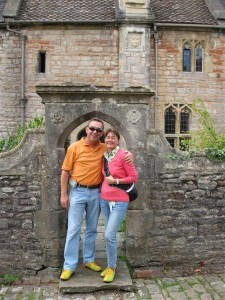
[82,137,101,148]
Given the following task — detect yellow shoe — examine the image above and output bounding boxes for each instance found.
[103,268,115,283]
[60,270,74,280]
[83,262,102,272]
[100,267,111,277]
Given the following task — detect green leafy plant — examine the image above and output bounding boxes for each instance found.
[0,273,21,286]
[119,255,133,275]
[188,99,225,161]
[190,99,225,148]
[27,116,45,129]
[27,291,36,300]
[169,99,225,162]
[204,147,225,161]
[119,217,126,232]
[0,116,44,153]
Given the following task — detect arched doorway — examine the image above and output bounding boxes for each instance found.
[37,85,151,267]
[67,120,127,148]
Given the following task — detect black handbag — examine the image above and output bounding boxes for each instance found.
[104,157,138,202]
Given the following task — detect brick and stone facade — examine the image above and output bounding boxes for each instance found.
[0,0,224,139]
[151,29,225,131]
[0,0,225,277]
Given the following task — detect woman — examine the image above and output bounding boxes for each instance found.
[100,128,138,283]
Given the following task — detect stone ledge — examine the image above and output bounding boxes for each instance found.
[59,258,133,293]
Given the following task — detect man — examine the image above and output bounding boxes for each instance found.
[60,118,132,280]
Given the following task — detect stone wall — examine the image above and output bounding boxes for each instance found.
[0,129,58,276]
[0,172,44,274]
[1,128,225,276]
[126,131,225,271]
[0,30,22,136]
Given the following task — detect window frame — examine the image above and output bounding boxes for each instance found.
[183,42,191,72]
[37,51,47,74]
[182,40,204,73]
[164,104,192,150]
[195,43,203,72]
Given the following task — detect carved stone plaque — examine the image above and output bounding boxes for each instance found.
[127,33,142,49]
[126,110,142,124]
[50,111,64,124]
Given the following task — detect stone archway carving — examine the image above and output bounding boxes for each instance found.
[36,85,153,266]
[56,111,132,149]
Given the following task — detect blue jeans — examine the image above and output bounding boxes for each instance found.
[63,186,100,271]
[100,199,128,269]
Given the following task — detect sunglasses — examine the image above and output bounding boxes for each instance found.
[88,126,103,133]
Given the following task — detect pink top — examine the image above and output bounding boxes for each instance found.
[100,149,138,202]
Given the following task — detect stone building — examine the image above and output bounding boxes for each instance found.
[0,0,224,148]
[0,0,225,277]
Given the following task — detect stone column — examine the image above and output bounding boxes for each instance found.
[117,0,154,90]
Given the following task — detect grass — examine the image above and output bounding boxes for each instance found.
[0,273,21,286]
[119,217,126,232]
[16,291,45,300]
[157,279,186,293]
[118,255,133,275]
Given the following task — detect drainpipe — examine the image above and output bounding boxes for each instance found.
[153,24,158,130]
[6,25,27,127]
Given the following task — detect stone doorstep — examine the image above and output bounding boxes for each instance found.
[59,258,133,293]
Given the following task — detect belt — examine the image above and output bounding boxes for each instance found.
[77,183,101,189]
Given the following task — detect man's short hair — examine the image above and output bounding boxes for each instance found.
[88,118,104,130]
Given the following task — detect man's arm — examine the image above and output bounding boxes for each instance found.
[60,170,70,208]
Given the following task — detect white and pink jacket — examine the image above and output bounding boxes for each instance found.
[100,148,138,202]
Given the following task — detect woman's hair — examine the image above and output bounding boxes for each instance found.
[104,128,120,140]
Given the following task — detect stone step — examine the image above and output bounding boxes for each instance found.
[59,258,133,293]
[78,232,125,259]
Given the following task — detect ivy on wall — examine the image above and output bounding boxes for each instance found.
[0,116,44,153]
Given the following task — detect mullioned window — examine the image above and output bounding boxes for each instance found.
[182,40,203,72]
[164,104,192,150]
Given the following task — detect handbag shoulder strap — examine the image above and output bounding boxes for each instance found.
[104,157,111,177]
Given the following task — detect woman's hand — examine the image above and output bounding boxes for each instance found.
[105,175,116,185]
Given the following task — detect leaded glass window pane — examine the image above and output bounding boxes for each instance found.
[165,107,176,134]
[180,111,190,133]
[183,43,191,72]
[195,44,203,72]
[166,138,175,148]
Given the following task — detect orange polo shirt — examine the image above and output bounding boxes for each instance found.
[62,138,107,186]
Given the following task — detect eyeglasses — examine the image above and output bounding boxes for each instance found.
[88,126,103,133]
